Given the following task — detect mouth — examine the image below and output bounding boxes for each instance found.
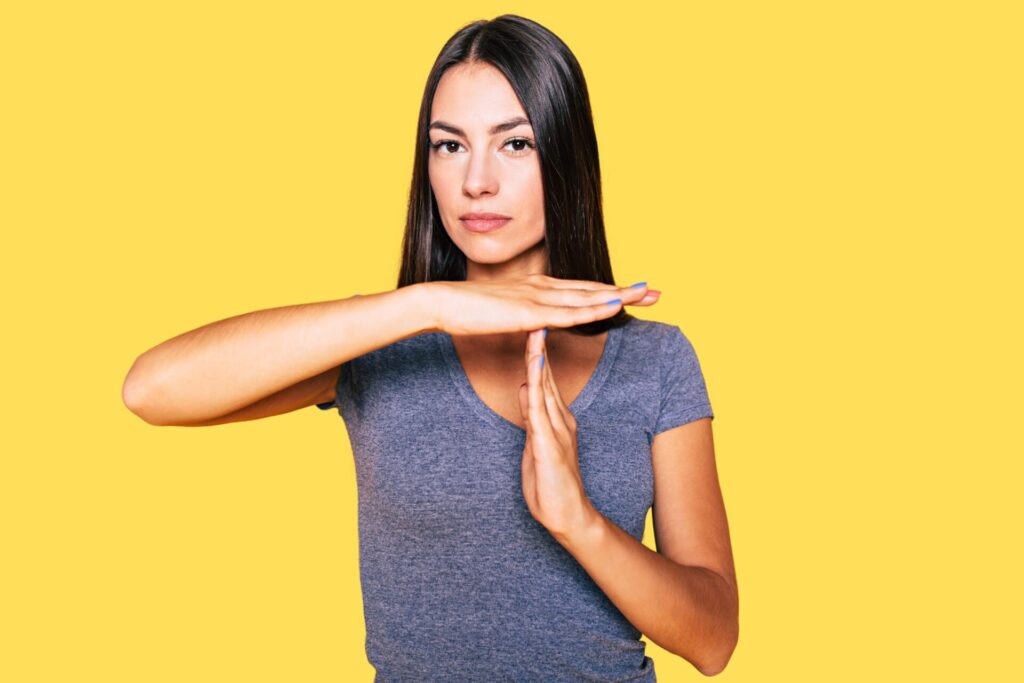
[460,216,512,233]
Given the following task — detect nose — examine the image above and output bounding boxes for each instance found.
[462,150,499,197]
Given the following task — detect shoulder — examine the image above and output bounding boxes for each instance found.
[618,317,691,357]
[344,331,446,388]
[620,315,681,336]
[620,317,708,396]
[329,332,447,414]
[352,331,439,367]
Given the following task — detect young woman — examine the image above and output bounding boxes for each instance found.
[123,14,738,681]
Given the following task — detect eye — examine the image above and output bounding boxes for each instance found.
[504,137,535,156]
[429,138,536,157]
[430,140,464,155]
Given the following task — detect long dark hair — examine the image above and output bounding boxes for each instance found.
[395,14,633,335]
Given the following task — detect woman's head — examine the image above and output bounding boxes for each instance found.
[397,14,630,332]
[427,61,546,279]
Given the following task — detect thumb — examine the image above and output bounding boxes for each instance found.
[518,382,529,418]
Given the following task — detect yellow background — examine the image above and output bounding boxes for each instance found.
[2,1,1021,680]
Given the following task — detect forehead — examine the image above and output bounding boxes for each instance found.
[430,63,528,129]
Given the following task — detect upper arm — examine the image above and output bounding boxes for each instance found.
[648,323,733,588]
[173,364,343,426]
[650,418,736,593]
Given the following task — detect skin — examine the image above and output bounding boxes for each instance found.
[125,57,737,676]
[427,61,739,676]
[428,60,632,427]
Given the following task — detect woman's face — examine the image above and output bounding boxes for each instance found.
[427,62,546,277]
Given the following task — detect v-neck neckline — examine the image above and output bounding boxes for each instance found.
[436,321,628,437]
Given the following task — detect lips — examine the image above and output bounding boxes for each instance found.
[461,212,511,220]
[460,213,512,233]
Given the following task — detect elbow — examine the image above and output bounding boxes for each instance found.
[122,359,167,426]
[697,590,740,676]
[698,653,733,677]
[698,620,739,676]
[122,377,160,425]
[698,643,736,677]
[122,365,146,416]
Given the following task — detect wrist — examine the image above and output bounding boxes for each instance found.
[553,500,607,552]
[412,281,448,334]
[407,282,444,335]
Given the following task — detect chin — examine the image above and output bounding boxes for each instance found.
[462,246,521,265]
[447,228,544,265]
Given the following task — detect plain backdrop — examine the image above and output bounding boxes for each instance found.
[1,1,1021,680]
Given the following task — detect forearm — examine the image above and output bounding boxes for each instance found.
[554,507,739,676]
[123,283,438,424]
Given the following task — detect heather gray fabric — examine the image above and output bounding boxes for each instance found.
[317,316,714,681]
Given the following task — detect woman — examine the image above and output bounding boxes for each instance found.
[123,14,738,681]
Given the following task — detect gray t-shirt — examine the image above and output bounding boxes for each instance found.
[317,316,714,681]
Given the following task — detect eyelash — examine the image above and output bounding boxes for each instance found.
[429,137,536,157]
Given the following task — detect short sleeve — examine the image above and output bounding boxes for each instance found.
[653,325,715,435]
[314,360,349,413]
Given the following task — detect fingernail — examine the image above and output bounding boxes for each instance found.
[628,281,647,288]
[542,328,547,338]
[606,298,621,305]
[540,355,544,369]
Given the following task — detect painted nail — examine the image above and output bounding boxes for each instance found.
[542,328,547,338]
[628,281,647,288]
[540,355,544,369]
[606,298,622,305]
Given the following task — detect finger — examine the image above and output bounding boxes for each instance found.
[524,327,540,367]
[634,289,662,306]
[539,328,567,413]
[533,284,649,310]
[532,274,624,291]
[519,338,533,437]
[539,334,571,439]
[531,289,641,329]
[547,298,634,327]
[527,331,557,450]
[518,379,530,430]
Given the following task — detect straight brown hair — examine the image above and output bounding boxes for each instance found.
[395,14,633,335]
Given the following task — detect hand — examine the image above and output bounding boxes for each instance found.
[428,273,660,336]
[517,327,597,542]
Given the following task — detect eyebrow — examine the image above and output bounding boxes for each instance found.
[428,116,532,137]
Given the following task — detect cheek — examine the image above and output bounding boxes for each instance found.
[427,164,454,237]
[427,163,441,197]
[427,161,454,199]
[524,170,545,229]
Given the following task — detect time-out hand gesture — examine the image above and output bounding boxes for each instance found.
[431,274,659,336]
[517,327,597,543]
